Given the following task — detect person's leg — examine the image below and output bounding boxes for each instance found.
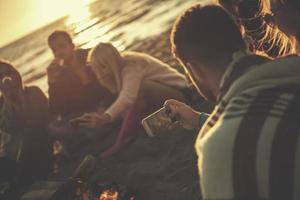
[100,81,185,158]
[100,101,145,158]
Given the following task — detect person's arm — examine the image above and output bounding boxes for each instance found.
[48,80,66,118]
[76,66,145,128]
[198,112,210,128]
[47,60,65,117]
[164,99,209,130]
[104,66,145,120]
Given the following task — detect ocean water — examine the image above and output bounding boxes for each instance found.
[0,0,207,94]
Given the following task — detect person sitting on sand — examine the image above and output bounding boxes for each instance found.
[166,4,300,199]
[47,30,114,119]
[73,42,189,158]
[0,60,52,197]
[164,0,300,132]
[47,31,118,157]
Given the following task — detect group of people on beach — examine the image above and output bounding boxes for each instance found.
[1,0,300,199]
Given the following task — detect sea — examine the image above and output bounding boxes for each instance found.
[0,0,208,95]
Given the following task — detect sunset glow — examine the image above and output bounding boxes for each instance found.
[66,1,93,26]
[0,0,94,47]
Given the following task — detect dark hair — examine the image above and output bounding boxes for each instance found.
[0,59,22,87]
[171,4,246,69]
[47,30,73,46]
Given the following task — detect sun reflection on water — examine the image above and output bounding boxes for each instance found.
[66,3,92,27]
[65,0,127,51]
[73,24,111,45]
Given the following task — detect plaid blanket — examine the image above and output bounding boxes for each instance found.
[196,54,300,200]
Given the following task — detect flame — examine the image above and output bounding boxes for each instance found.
[99,189,119,200]
[52,140,64,174]
[53,140,63,155]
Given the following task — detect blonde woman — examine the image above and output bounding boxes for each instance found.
[75,42,189,158]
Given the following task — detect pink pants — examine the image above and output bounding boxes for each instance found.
[100,81,186,158]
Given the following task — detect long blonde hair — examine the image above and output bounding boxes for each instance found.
[215,0,295,56]
[89,42,123,94]
[255,0,295,55]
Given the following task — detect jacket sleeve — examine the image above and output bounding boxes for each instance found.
[105,66,145,119]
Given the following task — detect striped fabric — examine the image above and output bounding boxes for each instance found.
[196,54,300,200]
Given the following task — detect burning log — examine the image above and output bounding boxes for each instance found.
[21,154,137,200]
[93,183,137,200]
[99,189,119,200]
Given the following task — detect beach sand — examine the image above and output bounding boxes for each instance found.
[47,29,213,200]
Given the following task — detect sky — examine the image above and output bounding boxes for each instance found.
[0,0,92,47]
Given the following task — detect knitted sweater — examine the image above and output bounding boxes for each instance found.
[105,52,188,119]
